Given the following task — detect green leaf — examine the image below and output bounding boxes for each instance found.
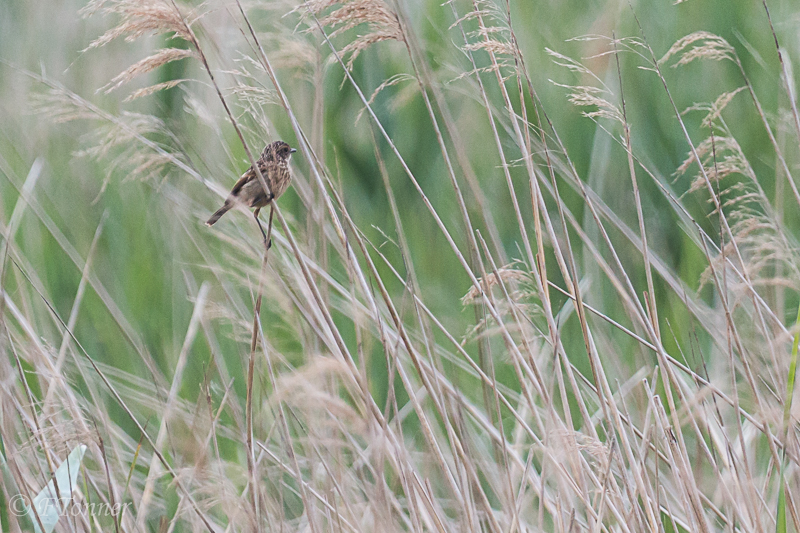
[777,477,787,533]
[777,303,800,533]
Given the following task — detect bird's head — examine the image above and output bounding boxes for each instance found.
[264,140,296,162]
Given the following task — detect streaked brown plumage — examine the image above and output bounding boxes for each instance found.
[206,140,296,228]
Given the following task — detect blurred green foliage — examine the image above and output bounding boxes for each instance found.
[1,0,798,418]
[1,0,800,527]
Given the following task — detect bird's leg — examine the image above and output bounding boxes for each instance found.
[265,205,275,251]
[254,207,268,249]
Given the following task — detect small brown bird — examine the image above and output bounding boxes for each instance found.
[206,140,296,243]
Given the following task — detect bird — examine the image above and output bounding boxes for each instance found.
[206,140,296,246]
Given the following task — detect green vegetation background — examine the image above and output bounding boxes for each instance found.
[1,0,800,528]
[3,0,792,385]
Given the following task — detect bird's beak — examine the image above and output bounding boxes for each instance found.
[290,148,297,153]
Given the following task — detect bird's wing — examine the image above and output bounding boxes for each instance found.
[229,168,254,196]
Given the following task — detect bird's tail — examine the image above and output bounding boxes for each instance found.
[206,202,232,226]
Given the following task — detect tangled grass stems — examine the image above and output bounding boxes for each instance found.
[3,0,800,530]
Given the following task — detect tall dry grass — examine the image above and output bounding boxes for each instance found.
[1,0,800,531]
